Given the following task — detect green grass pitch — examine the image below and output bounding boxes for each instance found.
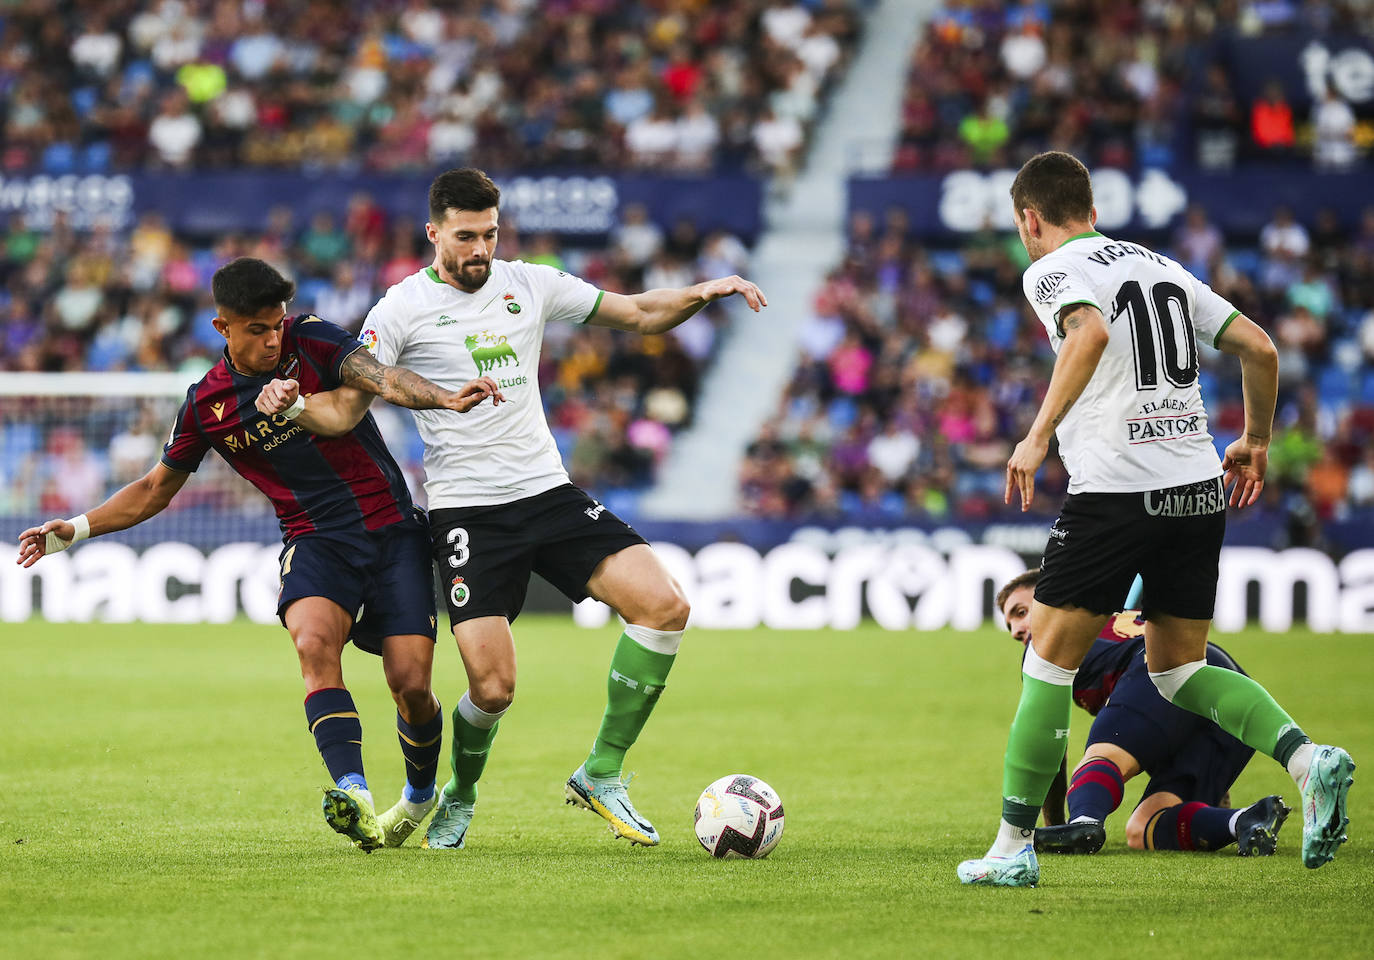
[2,617,1371,959]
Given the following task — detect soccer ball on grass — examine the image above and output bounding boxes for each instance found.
[693,774,784,859]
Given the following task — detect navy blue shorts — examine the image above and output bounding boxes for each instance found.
[276,513,437,656]
[1085,643,1254,806]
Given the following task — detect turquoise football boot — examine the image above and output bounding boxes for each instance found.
[1299,745,1355,869]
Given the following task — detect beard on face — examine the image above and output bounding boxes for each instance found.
[444,254,491,291]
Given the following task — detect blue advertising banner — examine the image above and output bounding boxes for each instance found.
[0,171,764,239]
[1221,33,1374,111]
[849,168,1374,239]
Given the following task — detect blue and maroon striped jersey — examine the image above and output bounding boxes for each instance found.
[160,314,415,541]
[1072,614,1147,715]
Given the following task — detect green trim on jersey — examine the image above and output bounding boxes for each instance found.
[1213,309,1241,348]
[1064,231,1104,243]
[584,289,605,323]
[425,266,445,284]
[1053,298,1101,337]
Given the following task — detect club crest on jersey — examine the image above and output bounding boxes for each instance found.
[359,328,379,354]
[464,332,519,373]
[278,352,300,379]
[449,576,470,608]
[1034,272,1068,304]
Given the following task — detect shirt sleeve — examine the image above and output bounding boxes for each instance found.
[529,262,603,325]
[291,315,364,387]
[1188,273,1242,348]
[1022,259,1102,340]
[160,388,209,473]
[357,296,402,366]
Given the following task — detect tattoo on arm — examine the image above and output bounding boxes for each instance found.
[1246,431,1270,444]
[1049,400,1073,427]
[340,348,451,410]
[1059,305,1089,332]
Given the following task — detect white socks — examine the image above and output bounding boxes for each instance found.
[1286,741,1317,786]
[991,818,1036,857]
[457,690,506,729]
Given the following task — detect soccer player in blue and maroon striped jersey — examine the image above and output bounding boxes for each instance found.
[996,569,1291,858]
[16,257,503,852]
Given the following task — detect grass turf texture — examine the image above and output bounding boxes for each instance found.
[2,618,1371,959]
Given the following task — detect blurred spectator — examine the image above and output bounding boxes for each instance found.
[1312,87,1358,171]
[0,1,860,176]
[1250,80,1296,155]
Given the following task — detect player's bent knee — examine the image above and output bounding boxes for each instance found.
[1126,823,1147,850]
[468,679,514,715]
[646,583,690,632]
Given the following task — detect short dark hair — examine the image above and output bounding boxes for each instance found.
[1010,151,1093,227]
[429,167,501,222]
[996,568,1041,618]
[212,257,295,317]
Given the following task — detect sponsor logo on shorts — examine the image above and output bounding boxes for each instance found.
[585,500,606,521]
[449,576,470,608]
[1143,478,1225,517]
[1047,521,1067,542]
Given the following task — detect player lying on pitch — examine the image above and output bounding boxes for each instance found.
[998,569,1290,856]
[17,257,502,852]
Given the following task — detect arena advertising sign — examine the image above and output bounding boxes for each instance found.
[99,171,762,240]
[5,539,1372,634]
[0,173,134,230]
[849,168,1374,238]
[1227,33,1374,108]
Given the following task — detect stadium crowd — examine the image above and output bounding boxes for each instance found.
[0,203,751,513]
[3,0,859,176]
[893,0,1372,173]
[740,202,1374,529]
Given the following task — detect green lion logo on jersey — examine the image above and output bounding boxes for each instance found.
[464,332,519,373]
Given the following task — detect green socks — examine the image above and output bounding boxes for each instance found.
[584,626,681,780]
[441,692,503,804]
[1002,673,1074,829]
[1165,663,1306,763]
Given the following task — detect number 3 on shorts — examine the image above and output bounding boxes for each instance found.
[446,527,470,568]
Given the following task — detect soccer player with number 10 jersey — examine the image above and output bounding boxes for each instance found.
[957,152,1355,887]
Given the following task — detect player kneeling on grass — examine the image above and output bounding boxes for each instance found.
[998,570,1289,857]
[958,152,1354,888]
[16,257,503,853]
[258,167,769,851]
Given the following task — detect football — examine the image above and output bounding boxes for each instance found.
[693,774,785,859]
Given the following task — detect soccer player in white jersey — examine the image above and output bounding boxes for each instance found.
[956,152,1354,887]
[257,168,767,850]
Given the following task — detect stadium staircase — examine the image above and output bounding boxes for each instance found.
[642,0,937,520]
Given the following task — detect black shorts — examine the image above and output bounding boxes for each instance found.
[1086,643,1253,806]
[276,512,437,656]
[429,483,647,626]
[1035,476,1226,620]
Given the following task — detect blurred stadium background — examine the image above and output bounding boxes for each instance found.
[2,0,1372,633]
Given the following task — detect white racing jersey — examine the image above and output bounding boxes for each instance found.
[360,259,603,508]
[1023,231,1241,494]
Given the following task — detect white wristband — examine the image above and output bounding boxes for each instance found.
[282,394,307,420]
[43,514,89,555]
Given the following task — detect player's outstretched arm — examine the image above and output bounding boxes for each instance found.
[1216,315,1278,509]
[1006,303,1110,511]
[256,350,503,438]
[587,275,767,336]
[16,462,190,567]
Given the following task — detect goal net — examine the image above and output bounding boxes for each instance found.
[0,372,423,625]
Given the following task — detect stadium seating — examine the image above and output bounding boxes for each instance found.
[740,0,1374,524]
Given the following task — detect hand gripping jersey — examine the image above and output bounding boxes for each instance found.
[358,260,603,508]
[161,314,415,540]
[1022,232,1241,494]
